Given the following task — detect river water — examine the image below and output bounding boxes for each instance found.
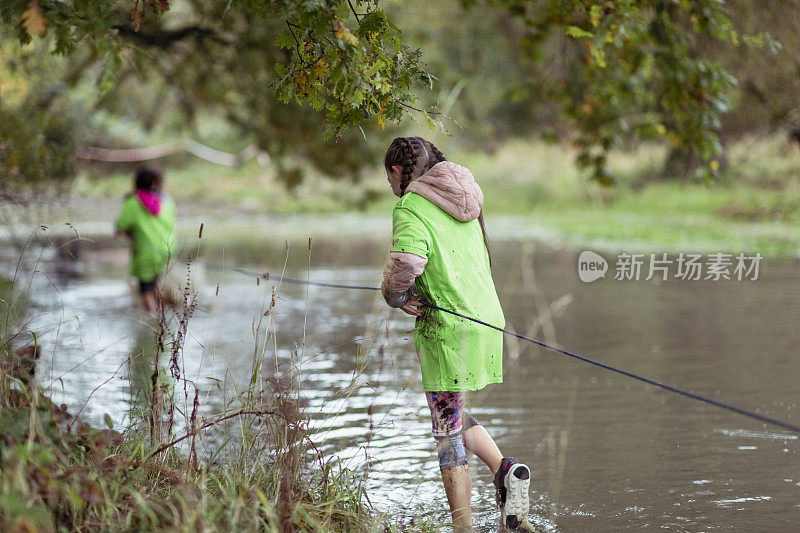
[5,215,800,531]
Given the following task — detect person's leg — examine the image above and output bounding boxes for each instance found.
[139,280,158,314]
[441,463,472,527]
[426,391,473,528]
[142,290,157,313]
[462,422,502,474]
[460,409,530,529]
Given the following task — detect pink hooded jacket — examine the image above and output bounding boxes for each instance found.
[382,161,484,301]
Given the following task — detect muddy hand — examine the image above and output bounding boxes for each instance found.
[400,295,423,316]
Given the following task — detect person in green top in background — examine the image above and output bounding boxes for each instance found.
[381,137,531,531]
[116,167,176,314]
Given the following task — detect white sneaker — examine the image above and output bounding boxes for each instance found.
[495,459,530,530]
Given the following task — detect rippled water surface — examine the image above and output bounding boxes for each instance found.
[7,217,800,531]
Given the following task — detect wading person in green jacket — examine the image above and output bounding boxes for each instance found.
[381,137,531,530]
[116,167,175,314]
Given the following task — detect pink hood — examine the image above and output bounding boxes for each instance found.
[405,161,483,222]
[136,190,161,216]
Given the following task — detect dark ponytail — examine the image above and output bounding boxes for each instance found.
[477,211,492,268]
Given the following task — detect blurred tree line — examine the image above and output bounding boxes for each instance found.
[0,0,796,198]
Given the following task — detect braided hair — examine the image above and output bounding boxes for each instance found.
[383,137,493,266]
[383,137,447,196]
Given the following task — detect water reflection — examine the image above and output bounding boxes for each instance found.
[125,321,179,441]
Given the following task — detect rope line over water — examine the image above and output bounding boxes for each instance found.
[210,263,800,435]
[220,265,382,292]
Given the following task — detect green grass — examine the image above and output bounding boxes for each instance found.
[462,137,800,256]
[74,135,800,256]
[517,179,800,256]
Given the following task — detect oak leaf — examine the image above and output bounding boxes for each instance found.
[21,0,47,38]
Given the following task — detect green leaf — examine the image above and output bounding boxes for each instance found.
[590,5,602,28]
[275,31,295,49]
[566,26,593,39]
[358,11,387,35]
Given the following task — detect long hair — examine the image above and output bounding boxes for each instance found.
[383,137,492,266]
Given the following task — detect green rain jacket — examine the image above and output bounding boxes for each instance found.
[388,161,505,392]
[116,192,176,283]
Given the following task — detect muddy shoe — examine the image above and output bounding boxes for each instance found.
[493,457,530,530]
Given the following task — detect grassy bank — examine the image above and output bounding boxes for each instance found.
[72,135,800,256]
[0,379,394,532]
[0,271,431,532]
